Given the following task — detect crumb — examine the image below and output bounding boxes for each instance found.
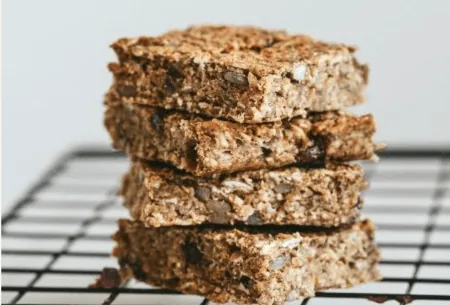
[368,295,413,304]
[89,268,122,289]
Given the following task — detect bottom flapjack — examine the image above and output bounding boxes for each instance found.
[112,219,381,305]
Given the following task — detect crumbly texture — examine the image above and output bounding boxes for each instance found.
[107,25,369,123]
[113,219,381,305]
[104,102,382,176]
[120,161,367,227]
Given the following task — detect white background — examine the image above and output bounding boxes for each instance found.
[3,0,450,210]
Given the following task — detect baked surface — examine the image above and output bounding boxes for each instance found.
[113,219,381,305]
[120,161,367,227]
[107,25,368,123]
[104,102,382,176]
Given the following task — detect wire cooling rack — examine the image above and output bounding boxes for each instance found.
[2,147,450,305]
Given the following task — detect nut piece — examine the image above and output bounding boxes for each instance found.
[223,71,248,86]
[117,85,137,97]
[194,186,211,202]
[292,63,308,81]
[274,183,293,194]
[270,256,288,270]
[221,180,253,193]
[206,200,232,224]
[247,213,262,225]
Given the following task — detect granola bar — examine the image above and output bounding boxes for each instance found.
[120,161,366,227]
[107,25,368,123]
[104,102,382,176]
[113,219,381,304]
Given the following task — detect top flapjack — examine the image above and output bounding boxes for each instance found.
[108,25,368,123]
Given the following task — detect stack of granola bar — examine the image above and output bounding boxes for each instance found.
[103,25,382,305]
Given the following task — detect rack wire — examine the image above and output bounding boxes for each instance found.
[2,147,450,305]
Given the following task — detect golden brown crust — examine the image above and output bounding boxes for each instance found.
[107,25,368,123]
[113,219,381,304]
[104,102,382,176]
[120,161,366,227]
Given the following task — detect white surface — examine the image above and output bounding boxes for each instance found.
[3,0,450,209]
[17,292,111,305]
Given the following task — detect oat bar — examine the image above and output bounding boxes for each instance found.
[104,102,381,176]
[113,219,381,305]
[121,161,366,227]
[107,25,368,123]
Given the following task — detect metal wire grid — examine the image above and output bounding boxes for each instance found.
[1,147,450,305]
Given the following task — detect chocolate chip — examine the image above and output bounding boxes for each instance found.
[182,241,202,265]
[167,65,183,78]
[239,275,253,288]
[194,186,211,202]
[164,76,176,94]
[131,260,147,281]
[262,147,272,157]
[118,258,128,267]
[186,140,198,167]
[223,71,248,86]
[166,277,180,287]
[247,212,262,225]
[230,245,241,252]
[274,183,293,194]
[164,65,183,94]
[296,138,325,167]
[117,85,137,97]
